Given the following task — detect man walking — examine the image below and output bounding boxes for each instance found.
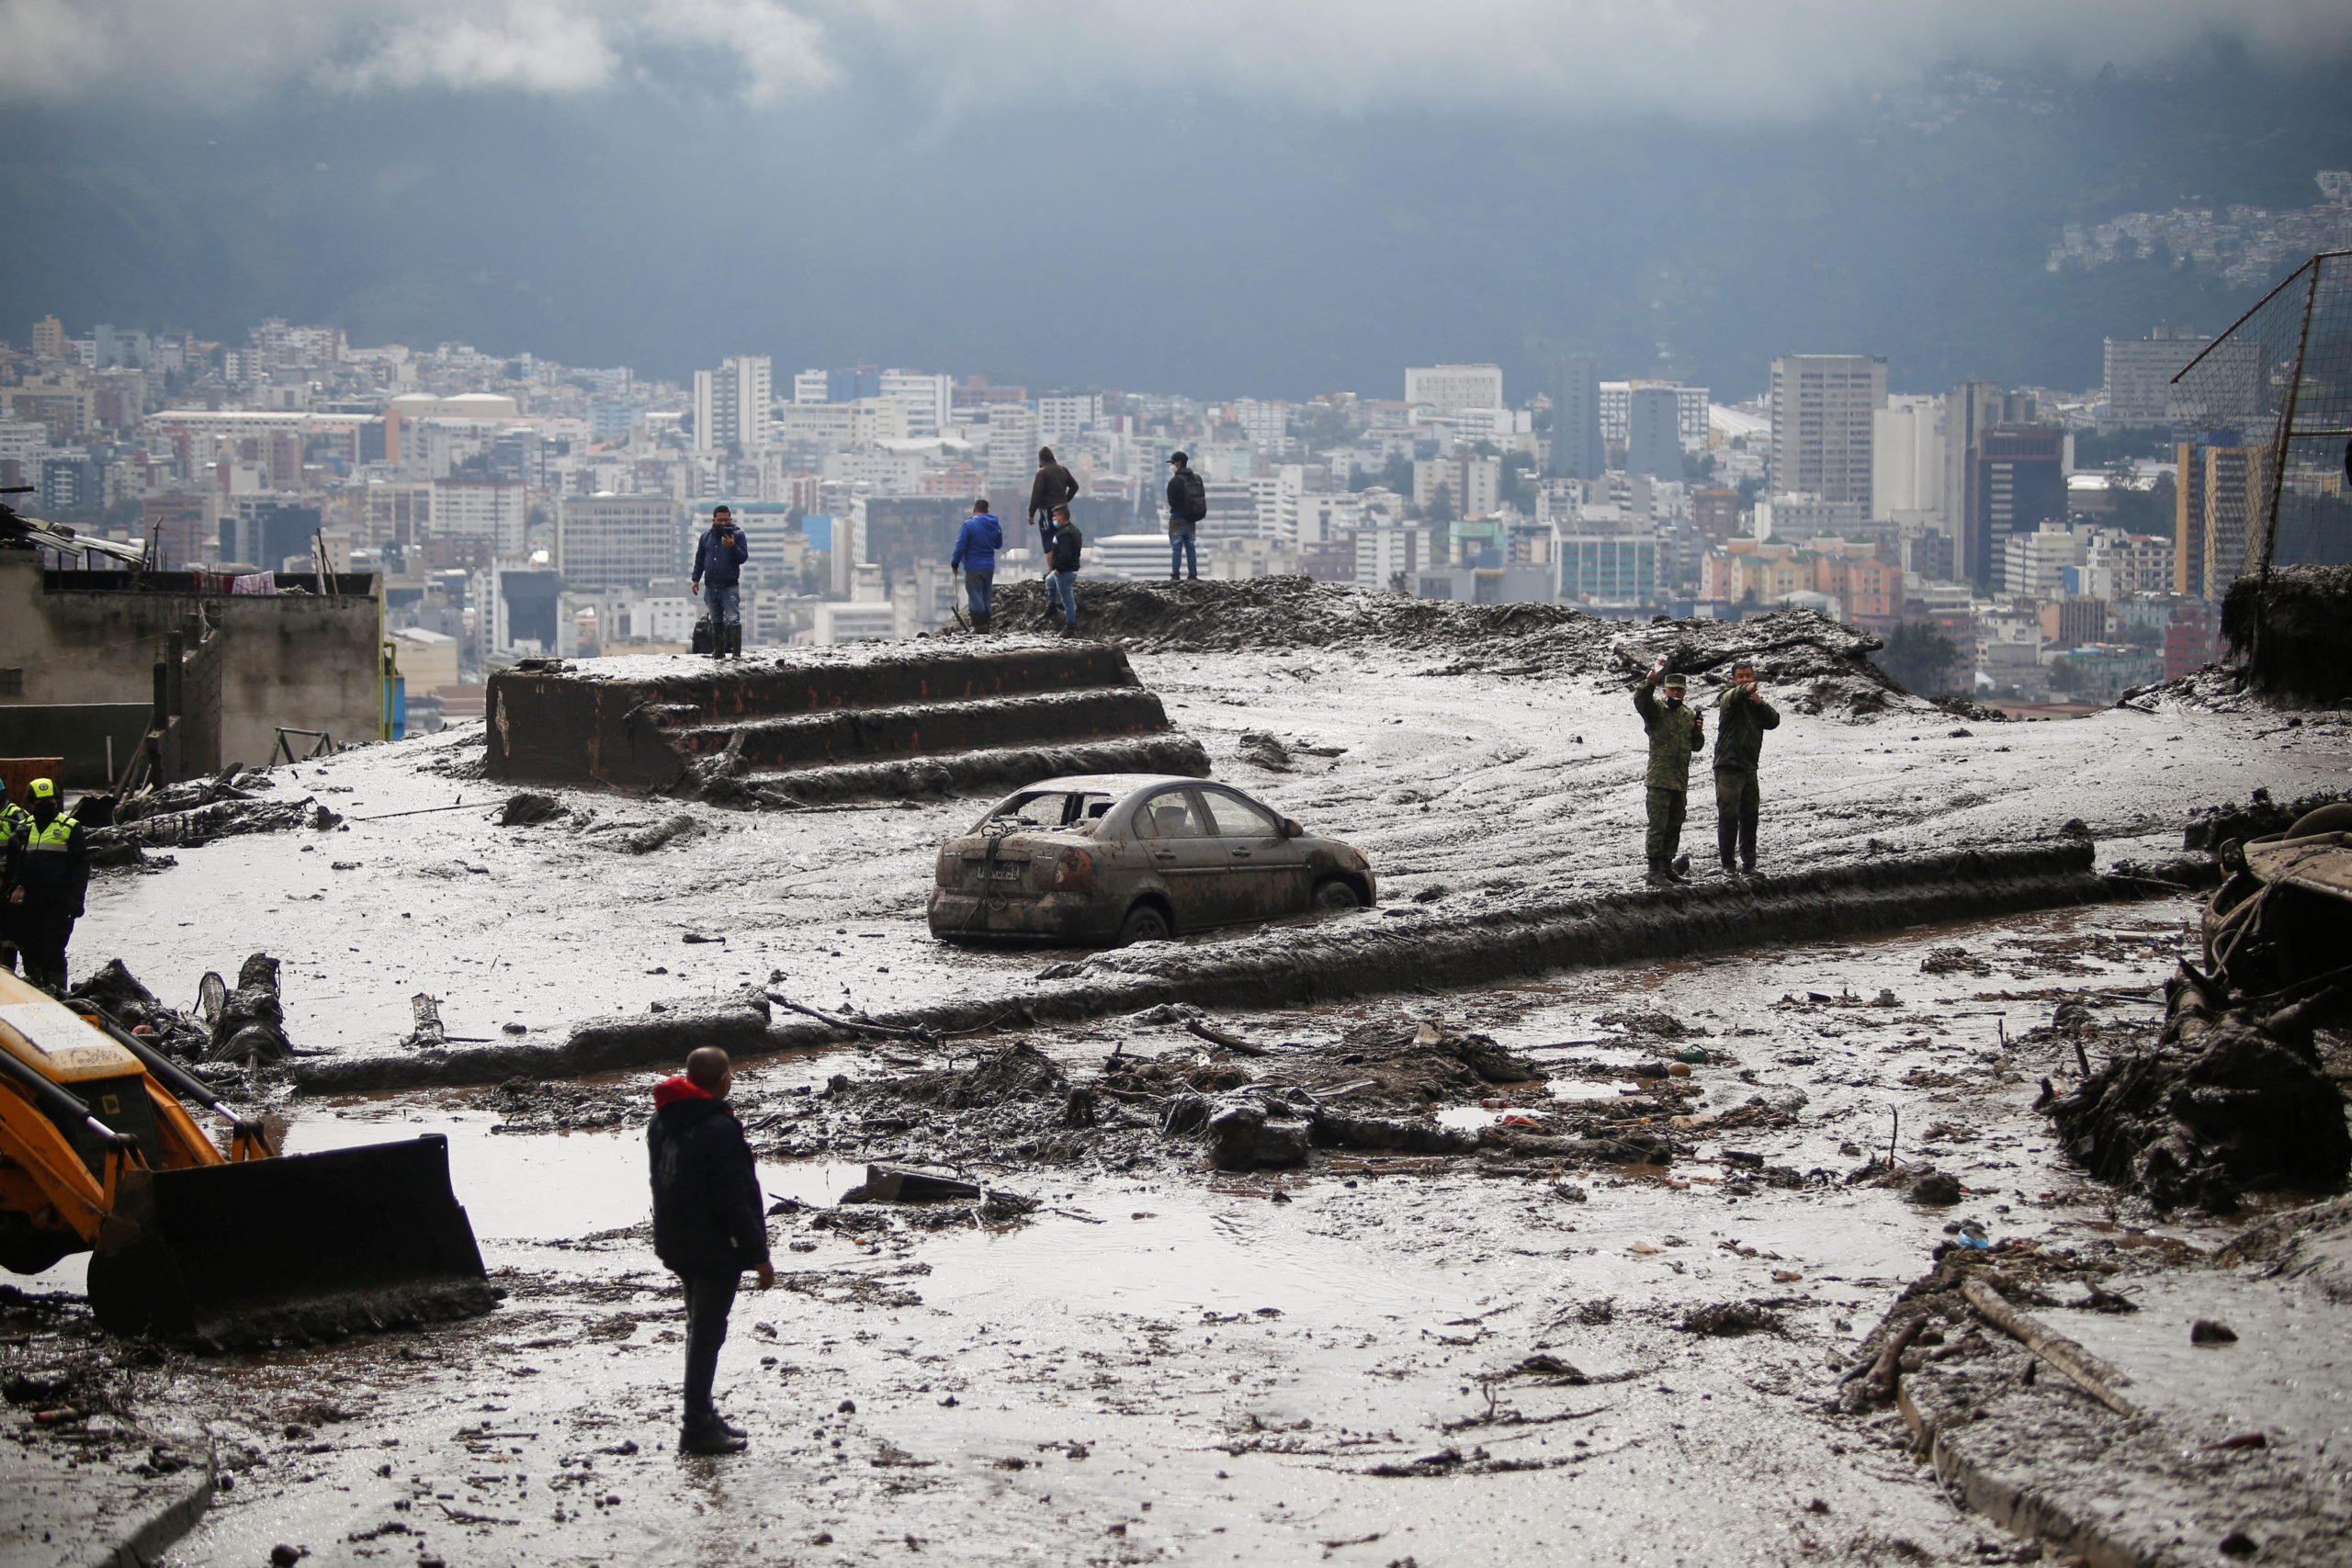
[1633,665,1704,886]
[690,506,751,660]
[1028,446,1080,559]
[1711,660,1780,875]
[1165,451,1206,581]
[950,497,1003,632]
[649,1046,774,1455]
[3,779,87,994]
[1044,503,1082,635]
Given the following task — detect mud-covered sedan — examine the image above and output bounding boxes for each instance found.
[926,773,1376,945]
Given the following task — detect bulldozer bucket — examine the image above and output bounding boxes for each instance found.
[86,1134,495,1350]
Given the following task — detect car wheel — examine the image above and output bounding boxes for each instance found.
[1117,904,1172,945]
[1312,878,1362,913]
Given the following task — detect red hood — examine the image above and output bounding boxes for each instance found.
[652,1074,714,1110]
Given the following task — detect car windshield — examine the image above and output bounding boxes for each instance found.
[981,791,1115,834]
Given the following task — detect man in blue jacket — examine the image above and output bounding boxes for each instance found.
[689,506,750,660]
[949,497,1003,632]
[649,1046,774,1454]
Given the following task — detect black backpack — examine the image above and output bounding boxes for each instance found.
[1175,468,1207,523]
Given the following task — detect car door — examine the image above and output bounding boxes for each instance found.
[1132,785,1226,931]
[1197,786,1312,921]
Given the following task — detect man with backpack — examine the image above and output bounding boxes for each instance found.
[949,497,1003,632]
[1028,446,1080,559]
[1165,451,1206,581]
[1044,503,1082,634]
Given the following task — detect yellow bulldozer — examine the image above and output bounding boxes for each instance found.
[0,969,492,1348]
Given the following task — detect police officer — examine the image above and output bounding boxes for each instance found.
[4,779,88,994]
[0,783,30,976]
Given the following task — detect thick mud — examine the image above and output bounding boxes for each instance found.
[15,902,2311,1567]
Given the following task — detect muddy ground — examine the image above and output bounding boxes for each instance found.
[62,636,2352,1071]
[14,900,2348,1566]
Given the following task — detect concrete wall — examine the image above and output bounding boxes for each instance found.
[0,705,149,786]
[0,554,382,773]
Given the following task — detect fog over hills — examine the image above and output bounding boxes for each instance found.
[4,2,2349,395]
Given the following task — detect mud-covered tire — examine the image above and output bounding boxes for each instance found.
[1312,878,1363,913]
[1116,904,1172,945]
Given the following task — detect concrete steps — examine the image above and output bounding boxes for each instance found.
[485,638,1204,797]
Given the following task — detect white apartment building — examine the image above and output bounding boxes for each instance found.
[812,601,899,644]
[1354,525,1434,591]
[555,492,686,592]
[792,368,831,405]
[985,404,1041,495]
[1090,533,1178,581]
[1598,382,1710,446]
[1198,478,1283,546]
[431,477,528,556]
[1752,492,1864,544]
[1412,455,1500,518]
[878,371,953,441]
[2001,522,2091,602]
[779,399,909,449]
[1231,399,1287,449]
[2101,328,2210,427]
[1768,354,1886,514]
[693,355,772,453]
[1872,394,1947,523]
[1038,393,1102,446]
[1404,364,1504,415]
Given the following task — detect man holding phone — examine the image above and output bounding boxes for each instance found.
[690,505,750,660]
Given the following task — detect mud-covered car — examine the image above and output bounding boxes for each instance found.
[927,773,1375,945]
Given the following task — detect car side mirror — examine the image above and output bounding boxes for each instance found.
[1281,818,1303,839]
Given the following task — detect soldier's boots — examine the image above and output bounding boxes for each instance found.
[1645,859,1675,887]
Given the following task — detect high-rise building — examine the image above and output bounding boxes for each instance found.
[555,493,688,592]
[1969,427,2066,592]
[1038,393,1102,446]
[2199,445,2267,603]
[1871,394,1946,523]
[1624,386,1683,481]
[1405,365,1504,415]
[878,370,953,441]
[431,477,529,558]
[2102,327,2211,428]
[1944,382,2040,586]
[693,355,772,454]
[792,368,831,405]
[1549,355,1604,480]
[2174,441,2210,599]
[28,316,64,360]
[1768,354,1886,515]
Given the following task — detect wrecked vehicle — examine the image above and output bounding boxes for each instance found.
[926,773,1375,945]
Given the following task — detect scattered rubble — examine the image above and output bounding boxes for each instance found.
[2222,561,2352,706]
[995,578,1920,716]
[206,953,294,1066]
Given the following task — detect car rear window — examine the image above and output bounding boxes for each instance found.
[986,791,1117,832]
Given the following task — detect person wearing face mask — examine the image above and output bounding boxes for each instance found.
[1633,662,1703,886]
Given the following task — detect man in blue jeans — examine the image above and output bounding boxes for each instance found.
[949,497,1002,632]
[1044,503,1082,634]
[1165,452,1205,580]
[689,506,750,659]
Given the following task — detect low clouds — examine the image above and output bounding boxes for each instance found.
[6,0,2352,119]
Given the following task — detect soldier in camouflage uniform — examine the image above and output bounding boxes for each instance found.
[1633,668,1704,885]
[1711,660,1781,875]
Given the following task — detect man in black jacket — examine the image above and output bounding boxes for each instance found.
[1044,503,1082,633]
[1028,447,1079,558]
[1165,451,1206,580]
[648,1046,774,1454]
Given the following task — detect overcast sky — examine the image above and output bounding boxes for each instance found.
[6,2,2351,395]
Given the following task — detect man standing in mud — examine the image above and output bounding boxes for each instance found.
[1711,660,1780,876]
[1633,666,1703,886]
[649,1046,774,1455]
